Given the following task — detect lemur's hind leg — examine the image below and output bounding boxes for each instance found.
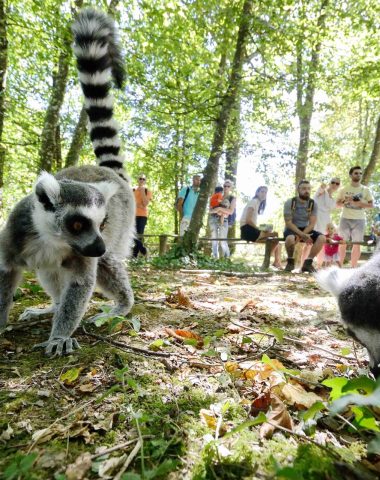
[19,269,61,322]
[88,254,134,323]
[0,268,22,331]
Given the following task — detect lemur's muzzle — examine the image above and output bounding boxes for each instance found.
[80,236,106,257]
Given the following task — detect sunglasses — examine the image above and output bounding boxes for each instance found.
[331,181,340,185]
[139,177,146,181]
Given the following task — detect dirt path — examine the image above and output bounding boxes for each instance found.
[0,266,378,479]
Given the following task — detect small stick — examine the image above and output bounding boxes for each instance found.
[114,440,142,480]
[91,436,152,460]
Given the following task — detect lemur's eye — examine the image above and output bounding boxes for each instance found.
[72,221,83,231]
[100,217,107,231]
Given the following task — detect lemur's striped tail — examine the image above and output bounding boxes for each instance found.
[72,9,126,173]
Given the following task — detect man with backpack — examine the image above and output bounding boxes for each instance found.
[283,180,325,273]
[176,174,202,236]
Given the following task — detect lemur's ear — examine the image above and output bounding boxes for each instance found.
[34,172,61,212]
[91,181,119,203]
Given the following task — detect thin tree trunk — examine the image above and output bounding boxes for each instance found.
[55,124,62,171]
[65,106,87,167]
[65,0,120,169]
[182,0,253,253]
[295,0,329,187]
[362,114,380,185]
[225,97,241,249]
[0,0,8,190]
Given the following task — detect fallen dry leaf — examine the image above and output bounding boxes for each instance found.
[65,452,92,480]
[281,382,323,410]
[260,395,293,439]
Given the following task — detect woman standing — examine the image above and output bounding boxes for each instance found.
[240,186,281,268]
[209,180,236,259]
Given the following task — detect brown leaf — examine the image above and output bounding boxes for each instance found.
[166,288,193,308]
[259,395,293,439]
[240,299,258,313]
[65,452,92,480]
[250,392,271,416]
[281,383,323,410]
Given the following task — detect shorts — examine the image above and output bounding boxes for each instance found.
[241,224,261,242]
[283,227,323,243]
[324,252,339,262]
[339,218,365,242]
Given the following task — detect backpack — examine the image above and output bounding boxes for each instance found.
[291,197,314,216]
[227,195,236,227]
[175,187,190,212]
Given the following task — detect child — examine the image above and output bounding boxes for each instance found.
[323,223,343,266]
[210,186,230,225]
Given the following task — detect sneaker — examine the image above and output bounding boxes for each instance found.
[284,258,295,272]
[301,258,316,273]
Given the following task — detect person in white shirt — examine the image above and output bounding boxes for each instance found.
[240,186,281,268]
[336,166,374,267]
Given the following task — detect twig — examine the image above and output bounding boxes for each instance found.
[230,320,354,361]
[113,440,142,480]
[81,326,173,358]
[91,436,152,460]
[57,380,79,398]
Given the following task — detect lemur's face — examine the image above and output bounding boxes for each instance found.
[33,174,119,258]
[62,208,107,257]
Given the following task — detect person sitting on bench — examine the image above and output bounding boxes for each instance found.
[283,180,325,273]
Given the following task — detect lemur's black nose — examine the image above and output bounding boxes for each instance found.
[81,236,106,257]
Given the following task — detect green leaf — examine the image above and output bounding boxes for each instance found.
[121,474,142,480]
[242,336,253,344]
[342,376,376,395]
[330,384,380,415]
[149,339,165,351]
[60,368,82,385]
[224,412,267,439]
[351,406,380,432]
[183,338,198,346]
[322,377,349,400]
[214,329,226,338]
[130,316,141,332]
[339,347,351,356]
[301,401,325,421]
[267,327,285,343]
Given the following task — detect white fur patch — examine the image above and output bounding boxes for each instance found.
[315,267,356,297]
[76,204,107,227]
[90,118,120,131]
[73,42,108,59]
[84,96,114,109]
[79,69,111,86]
[98,152,125,164]
[73,19,110,38]
[89,182,119,204]
[35,172,61,204]
[92,136,121,150]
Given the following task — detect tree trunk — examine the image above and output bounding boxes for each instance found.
[0,0,8,190]
[182,0,253,253]
[362,114,380,185]
[65,0,120,169]
[65,106,87,167]
[225,97,242,249]
[294,0,329,187]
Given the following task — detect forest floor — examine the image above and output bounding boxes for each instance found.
[1,257,380,480]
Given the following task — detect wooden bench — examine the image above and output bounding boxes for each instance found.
[137,233,376,270]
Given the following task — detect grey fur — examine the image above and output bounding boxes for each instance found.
[0,10,135,355]
[315,252,380,376]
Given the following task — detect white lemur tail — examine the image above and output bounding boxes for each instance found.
[72,9,125,172]
[314,267,355,297]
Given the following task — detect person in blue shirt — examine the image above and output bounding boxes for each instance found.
[177,175,202,236]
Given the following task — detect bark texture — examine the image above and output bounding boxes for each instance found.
[362,114,380,185]
[182,0,253,252]
[295,0,329,187]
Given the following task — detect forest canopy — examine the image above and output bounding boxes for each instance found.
[1,0,380,234]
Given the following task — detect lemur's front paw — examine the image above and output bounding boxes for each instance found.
[19,306,55,322]
[34,337,80,356]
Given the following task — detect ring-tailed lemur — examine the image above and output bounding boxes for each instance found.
[316,255,380,377]
[0,9,135,355]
